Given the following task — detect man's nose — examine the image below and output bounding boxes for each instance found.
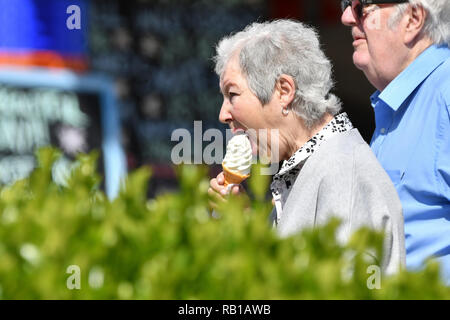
[341,5,357,26]
[219,99,232,124]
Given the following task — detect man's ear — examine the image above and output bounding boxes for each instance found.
[404,5,427,45]
[276,74,296,107]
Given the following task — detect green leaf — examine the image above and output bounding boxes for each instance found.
[248,163,271,201]
[0,147,449,299]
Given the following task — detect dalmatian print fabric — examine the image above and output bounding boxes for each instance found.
[270,112,353,225]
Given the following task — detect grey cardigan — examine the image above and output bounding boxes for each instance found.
[270,129,406,275]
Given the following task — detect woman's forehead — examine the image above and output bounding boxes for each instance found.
[220,58,244,88]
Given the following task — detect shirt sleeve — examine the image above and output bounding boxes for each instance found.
[435,102,450,200]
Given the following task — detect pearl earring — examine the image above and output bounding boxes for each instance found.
[282,106,289,116]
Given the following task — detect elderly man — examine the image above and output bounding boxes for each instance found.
[341,0,450,283]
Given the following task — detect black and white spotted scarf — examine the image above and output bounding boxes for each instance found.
[270,112,353,224]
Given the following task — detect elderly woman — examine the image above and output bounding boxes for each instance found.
[208,20,405,274]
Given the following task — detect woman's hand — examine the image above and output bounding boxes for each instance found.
[208,172,244,210]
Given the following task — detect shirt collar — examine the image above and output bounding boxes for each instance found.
[371,44,450,111]
[275,112,354,177]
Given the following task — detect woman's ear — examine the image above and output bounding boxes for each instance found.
[403,5,427,45]
[276,74,296,107]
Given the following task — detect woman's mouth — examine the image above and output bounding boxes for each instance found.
[232,128,245,135]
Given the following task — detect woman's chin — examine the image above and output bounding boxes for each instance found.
[247,135,278,163]
[255,147,279,164]
[251,146,259,157]
[247,136,258,156]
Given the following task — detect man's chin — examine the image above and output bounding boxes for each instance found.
[352,52,369,72]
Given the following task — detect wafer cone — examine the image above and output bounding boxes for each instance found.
[222,164,250,187]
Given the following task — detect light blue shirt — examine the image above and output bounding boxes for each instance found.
[370,44,450,284]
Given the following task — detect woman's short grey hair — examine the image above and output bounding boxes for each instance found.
[389,0,450,46]
[213,20,341,128]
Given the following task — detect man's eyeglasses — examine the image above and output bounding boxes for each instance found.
[341,0,409,21]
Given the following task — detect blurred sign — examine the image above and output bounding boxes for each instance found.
[0,68,126,198]
[0,86,101,182]
[0,0,88,70]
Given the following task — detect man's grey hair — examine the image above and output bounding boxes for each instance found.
[213,20,341,128]
[389,0,450,46]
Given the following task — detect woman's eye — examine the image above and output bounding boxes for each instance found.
[229,92,238,100]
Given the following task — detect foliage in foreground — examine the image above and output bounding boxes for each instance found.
[0,148,448,299]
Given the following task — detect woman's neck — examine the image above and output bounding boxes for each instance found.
[280,112,334,161]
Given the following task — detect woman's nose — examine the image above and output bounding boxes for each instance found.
[219,100,232,124]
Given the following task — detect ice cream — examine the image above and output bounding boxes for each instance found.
[222,133,252,186]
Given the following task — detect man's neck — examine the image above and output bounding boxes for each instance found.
[376,38,434,92]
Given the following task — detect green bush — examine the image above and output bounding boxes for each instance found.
[0,147,448,299]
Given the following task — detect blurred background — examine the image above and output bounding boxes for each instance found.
[0,0,376,198]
